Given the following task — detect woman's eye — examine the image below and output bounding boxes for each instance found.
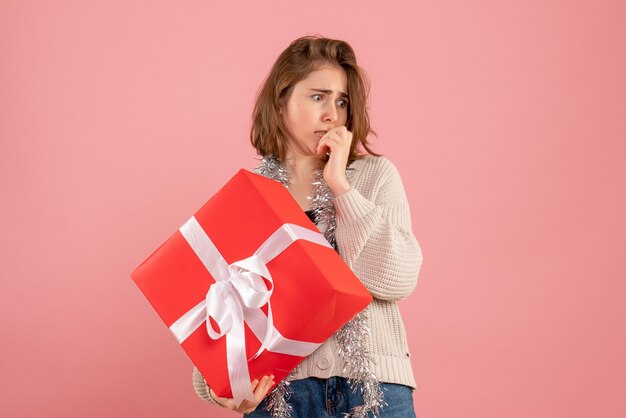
[312,94,348,108]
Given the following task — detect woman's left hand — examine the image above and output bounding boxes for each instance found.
[316,126,353,196]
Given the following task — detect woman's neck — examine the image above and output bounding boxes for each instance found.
[284,149,324,183]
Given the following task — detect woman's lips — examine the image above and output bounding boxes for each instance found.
[315,131,327,139]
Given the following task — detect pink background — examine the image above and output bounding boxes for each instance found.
[1,1,624,417]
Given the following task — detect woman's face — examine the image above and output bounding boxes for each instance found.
[280,65,349,158]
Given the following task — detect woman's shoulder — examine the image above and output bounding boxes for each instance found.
[348,154,406,195]
[350,154,399,177]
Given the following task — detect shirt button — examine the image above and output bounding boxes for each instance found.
[317,357,330,370]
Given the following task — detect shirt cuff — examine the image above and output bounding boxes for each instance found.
[333,187,376,225]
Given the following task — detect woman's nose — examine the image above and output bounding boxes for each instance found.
[323,103,338,122]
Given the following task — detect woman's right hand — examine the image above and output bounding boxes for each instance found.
[209,375,276,414]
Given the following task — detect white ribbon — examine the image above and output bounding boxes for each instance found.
[170,216,330,407]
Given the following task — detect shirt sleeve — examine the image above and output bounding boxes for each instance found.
[192,366,222,406]
[333,158,424,301]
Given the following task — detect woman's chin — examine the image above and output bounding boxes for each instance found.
[305,146,321,157]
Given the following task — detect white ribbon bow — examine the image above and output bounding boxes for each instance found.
[169,216,330,406]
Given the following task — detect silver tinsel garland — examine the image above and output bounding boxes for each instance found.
[252,155,385,418]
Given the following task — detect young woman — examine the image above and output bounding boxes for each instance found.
[192,35,424,417]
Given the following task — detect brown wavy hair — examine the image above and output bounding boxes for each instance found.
[250,35,381,166]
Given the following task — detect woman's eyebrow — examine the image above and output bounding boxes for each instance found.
[309,88,349,98]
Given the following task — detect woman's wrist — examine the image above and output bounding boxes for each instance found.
[209,388,225,406]
[329,181,351,197]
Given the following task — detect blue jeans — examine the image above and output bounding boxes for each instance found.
[244,376,416,418]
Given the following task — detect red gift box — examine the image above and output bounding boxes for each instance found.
[131,169,372,405]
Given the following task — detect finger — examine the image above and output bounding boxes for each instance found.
[253,376,273,402]
[316,136,326,150]
[262,375,275,395]
[328,134,345,145]
[251,379,260,390]
[267,378,276,394]
[329,129,345,141]
[253,376,269,397]
[318,138,338,152]
[331,126,345,136]
[333,127,350,140]
[236,400,252,413]
[242,399,258,413]
[316,141,329,155]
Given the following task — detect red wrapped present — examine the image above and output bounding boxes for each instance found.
[131,169,372,406]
